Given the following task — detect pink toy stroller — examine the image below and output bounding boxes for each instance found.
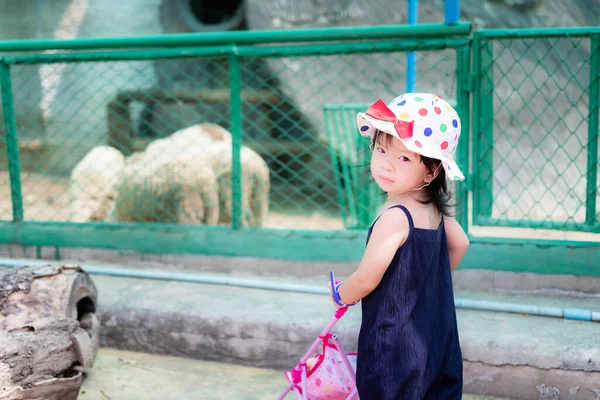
[277,273,358,400]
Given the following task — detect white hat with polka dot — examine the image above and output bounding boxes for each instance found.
[356,93,465,181]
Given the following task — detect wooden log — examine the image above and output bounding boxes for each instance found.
[0,373,82,400]
[0,266,99,400]
[0,318,85,400]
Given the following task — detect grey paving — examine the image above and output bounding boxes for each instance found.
[80,348,511,400]
[90,269,600,399]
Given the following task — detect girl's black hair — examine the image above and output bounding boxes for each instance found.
[372,129,453,217]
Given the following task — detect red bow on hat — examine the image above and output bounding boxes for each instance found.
[366,99,414,139]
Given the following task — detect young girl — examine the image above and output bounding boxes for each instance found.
[329,93,470,399]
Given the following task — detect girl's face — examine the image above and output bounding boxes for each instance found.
[370,133,433,196]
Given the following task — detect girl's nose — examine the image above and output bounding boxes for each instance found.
[381,160,393,172]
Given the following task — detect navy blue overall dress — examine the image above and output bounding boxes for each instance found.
[356,205,463,399]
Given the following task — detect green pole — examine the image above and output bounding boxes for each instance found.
[229,54,243,230]
[0,23,472,52]
[474,38,494,221]
[477,27,600,40]
[586,36,600,226]
[0,61,24,223]
[455,45,471,232]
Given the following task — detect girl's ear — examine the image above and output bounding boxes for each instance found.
[425,163,442,183]
[424,171,434,184]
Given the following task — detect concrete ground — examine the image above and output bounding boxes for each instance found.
[88,268,600,399]
[80,348,510,400]
[1,257,600,399]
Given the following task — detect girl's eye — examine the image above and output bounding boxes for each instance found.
[398,156,410,161]
[376,147,385,153]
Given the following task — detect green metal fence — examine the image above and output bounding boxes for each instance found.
[467,27,600,275]
[472,28,600,234]
[0,23,599,275]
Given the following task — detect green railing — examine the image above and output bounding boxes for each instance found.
[0,23,471,262]
[0,23,599,275]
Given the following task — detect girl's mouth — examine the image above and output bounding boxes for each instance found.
[378,175,394,184]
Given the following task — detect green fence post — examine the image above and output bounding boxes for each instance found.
[229,54,243,230]
[455,45,471,232]
[0,61,24,223]
[586,35,600,226]
[332,109,359,227]
[473,37,495,221]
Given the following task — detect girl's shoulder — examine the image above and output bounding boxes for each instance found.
[375,203,413,221]
[371,204,413,234]
[366,205,412,253]
[375,203,444,232]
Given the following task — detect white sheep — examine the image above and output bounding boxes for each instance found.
[68,146,125,222]
[139,123,269,226]
[113,148,219,225]
[202,142,270,226]
[75,123,269,227]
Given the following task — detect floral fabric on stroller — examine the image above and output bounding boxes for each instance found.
[277,307,358,400]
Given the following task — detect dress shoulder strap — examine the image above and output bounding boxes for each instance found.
[384,205,414,231]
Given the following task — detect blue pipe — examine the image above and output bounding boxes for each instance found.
[405,0,461,92]
[406,0,418,93]
[0,258,327,295]
[454,298,599,322]
[444,0,460,24]
[0,258,598,322]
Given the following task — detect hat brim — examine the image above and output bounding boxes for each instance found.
[357,112,465,182]
[357,112,389,139]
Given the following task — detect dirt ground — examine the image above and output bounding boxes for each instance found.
[79,348,284,400]
[0,171,71,222]
[0,171,344,230]
[0,170,598,241]
[80,348,509,400]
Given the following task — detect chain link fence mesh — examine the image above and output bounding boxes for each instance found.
[1,47,458,230]
[3,33,598,237]
[241,50,457,230]
[475,35,600,229]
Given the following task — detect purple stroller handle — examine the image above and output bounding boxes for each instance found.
[329,270,336,289]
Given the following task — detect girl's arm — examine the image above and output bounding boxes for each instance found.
[444,216,470,271]
[337,208,410,305]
